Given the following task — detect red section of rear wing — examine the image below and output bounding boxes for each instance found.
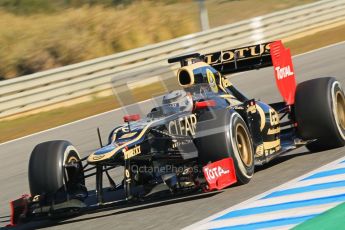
[270,40,297,105]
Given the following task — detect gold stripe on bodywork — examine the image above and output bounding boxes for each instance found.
[255,144,264,157]
[246,105,257,114]
[267,126,281,135]
[219,94,236,99]
[119,132,137,139]
[221,77,232,88]
[256,105,266,131]
[263,139,280,149]
[112,127,122,142]
[220,95,242,106]
[218,77,232,94]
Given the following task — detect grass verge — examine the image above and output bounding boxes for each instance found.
[1,23,345,143]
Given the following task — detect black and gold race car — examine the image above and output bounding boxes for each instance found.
[8,41,345,226]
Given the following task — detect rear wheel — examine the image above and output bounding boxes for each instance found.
[196,110,254,184]
[294,77,345,151]
[29,140,86,202]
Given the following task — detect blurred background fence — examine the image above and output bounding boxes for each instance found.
[1,0,345,118]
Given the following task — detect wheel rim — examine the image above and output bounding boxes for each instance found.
[64,154,84,186]
[65,155,78,183]
[235,123,253,167]
[66,156,78,164]
[336,91,345,130]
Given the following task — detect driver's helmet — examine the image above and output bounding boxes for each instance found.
[162,90,193,114]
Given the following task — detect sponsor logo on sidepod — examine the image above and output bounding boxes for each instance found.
[168,114,197,136]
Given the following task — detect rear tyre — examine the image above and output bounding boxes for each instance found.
[29,140,86,201]
[294,77,345,151]
[196,110,254,184]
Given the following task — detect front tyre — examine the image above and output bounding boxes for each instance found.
[294,77,345,151]
[196,110,254,184]
[29,140,86,201]
[230,113,255,184]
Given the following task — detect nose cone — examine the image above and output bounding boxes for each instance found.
[87,144,117,163]
[95,145,116,155]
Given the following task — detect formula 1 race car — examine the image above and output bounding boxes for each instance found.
[8,40,345,226]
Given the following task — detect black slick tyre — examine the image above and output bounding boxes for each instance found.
[28,140,85,200]
[196,109,254,184]
[294,77,345,151]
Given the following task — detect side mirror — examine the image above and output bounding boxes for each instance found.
[123,114,140,122]
[194,100,216,110]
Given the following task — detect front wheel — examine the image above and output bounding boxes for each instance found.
[230,113,255,184]
[294,77,345,151]
[196,110,254,184]
[28,140,87,202]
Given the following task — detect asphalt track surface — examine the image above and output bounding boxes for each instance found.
[1,42,345,229]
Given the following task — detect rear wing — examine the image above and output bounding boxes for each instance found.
[203,42,272,75]
[204,41,296,105]
[168,40,297,105]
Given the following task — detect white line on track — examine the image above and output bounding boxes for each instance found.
[183,151,345,229]
[287,174,345,189]
[241,187,345,209]
[261,224,298,230]
[0,98,153,146]
[197,203,339,229]
[289,174,345,188]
